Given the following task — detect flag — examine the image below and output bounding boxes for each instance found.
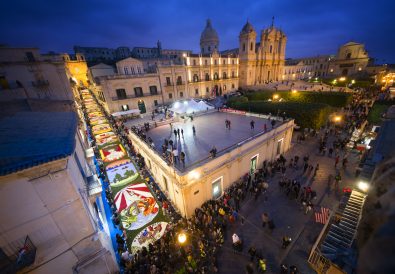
[315,207,330,224]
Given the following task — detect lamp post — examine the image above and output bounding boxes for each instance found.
[177,232,187,245]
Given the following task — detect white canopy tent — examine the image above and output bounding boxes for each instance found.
[169,99,214,115]
[112,109,141,117]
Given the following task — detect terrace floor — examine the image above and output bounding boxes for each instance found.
[144,111,278,171]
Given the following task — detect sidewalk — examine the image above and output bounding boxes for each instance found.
[217,130,360,273]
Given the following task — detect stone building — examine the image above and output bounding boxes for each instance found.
[0,112,117,273]
[0,47,75,102]
[238,21,287,87]
[328,42,370,77]
[282,55,332,81]
[129,111,294,217]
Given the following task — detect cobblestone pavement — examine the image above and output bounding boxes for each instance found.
[217,130,361,274]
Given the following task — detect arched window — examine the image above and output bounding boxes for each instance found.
[193,74,199,82]
[346,53,351,59]
[205,73,210,81]
[250,42,253,51]
[214,72,219,80]
[223,72,227,79]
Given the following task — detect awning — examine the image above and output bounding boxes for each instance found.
[112,109,140,117]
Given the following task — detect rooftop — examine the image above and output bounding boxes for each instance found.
[0,112,77,176]
[145,111,283,171]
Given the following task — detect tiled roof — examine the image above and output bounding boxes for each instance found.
[0,112,77,176]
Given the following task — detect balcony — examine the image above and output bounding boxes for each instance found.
[176,81,185,86]
[111,94,135,101]
[31,80,49,87]
[165,82,173,86]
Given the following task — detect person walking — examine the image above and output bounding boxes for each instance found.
[192,125,196,135]
[261,212,269,227]
[180,151,185,167]
[172,148,179,164]
[250,120,255,130]
[177,128,180,138]
[181,129,184,138]
[173,129,177,138]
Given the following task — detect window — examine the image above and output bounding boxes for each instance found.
[131,67,135,74]
[154,100,158,106]
[177,76,182,85]
[269,45,273,53]
[205,60,208,65]
[169,93,173,99]
[26,52,35,62]
[250,155,258,175]
[195,89,199,95]
[166,77,171,85]
[134,87,143,97]
[223,60,226,65]
[232,60,235,65]
[206,87,209,93]
[250,42,253,51]
[232,71,235,78]
[223,85,226,91]
[121,104,129,111]
[137,67,141,74]
[214,73,218,80]
[212,177,223,199]
[243,43,246,52]
[124,67,129,75]
[232,83,235,89]
[193,60,196,66]
[193,74,199,82]
[277,139,283,155]
[116,89,126,100]
[214,60,217,65]
[163,176,168,191]
[346,52,351,59]
[223,72,227,79]
[149,85,158,95]
[205,73,210,81]
[180,92,183,97]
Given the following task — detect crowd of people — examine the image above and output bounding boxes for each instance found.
[79,84,380,273]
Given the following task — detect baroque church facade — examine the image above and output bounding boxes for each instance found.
[197,19,287,88]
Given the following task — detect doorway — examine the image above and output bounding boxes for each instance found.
[250,155,258,175]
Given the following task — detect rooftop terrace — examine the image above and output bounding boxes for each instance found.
[143,111,285,171]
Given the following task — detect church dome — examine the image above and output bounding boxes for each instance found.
[200,19,219,54]
[200,19,219,43]
[240,21,256,35]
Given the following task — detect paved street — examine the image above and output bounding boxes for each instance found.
[217,129,360,273]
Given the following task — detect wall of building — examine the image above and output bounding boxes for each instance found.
[130,118,294,217]
[0,48,74,102]
[100,74,163,113]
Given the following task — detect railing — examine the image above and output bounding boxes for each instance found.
[111,95,134,101]
[0,235,37,273]
[176,81,185,85]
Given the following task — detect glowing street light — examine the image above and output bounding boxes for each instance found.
[358,181,370,192]
[351,80,356,84]
[291,89,297,94]
[178,232,187,244]
[273,94,280,100]
[339,77,346,82]
[333,115,342,122]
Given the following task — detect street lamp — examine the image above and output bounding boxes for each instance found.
[333,115,342,122]
[358,181,369,192]
[178,232,187,244]
[273,94,280,100]
[291,89,297,94]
